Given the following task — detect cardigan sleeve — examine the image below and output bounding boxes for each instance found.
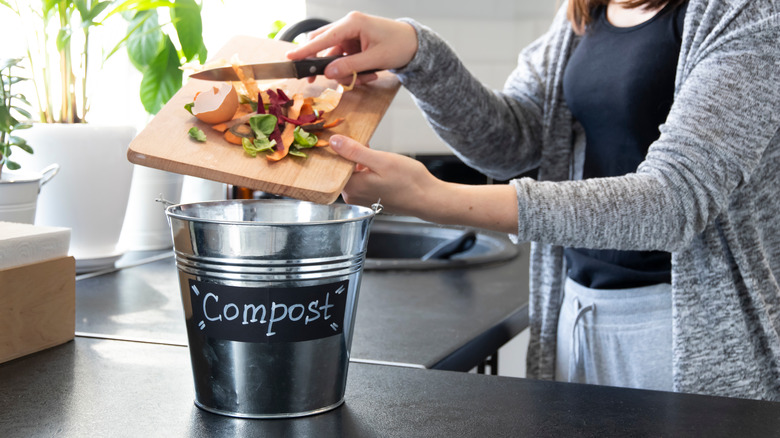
[393,6,574,181]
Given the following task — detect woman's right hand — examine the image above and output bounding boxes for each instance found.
[285,11,418,84]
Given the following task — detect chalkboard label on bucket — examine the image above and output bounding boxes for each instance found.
[188,279,350,343]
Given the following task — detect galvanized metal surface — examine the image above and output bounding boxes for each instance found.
[166,199,375,418]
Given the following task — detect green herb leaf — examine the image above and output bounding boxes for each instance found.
[242,138,257,157]
[248,114,278,137]
[255,138,276,152]
[287,147,308,158]
[184,102,194,114]
[188,126,207,142]
[243,137,276,157]
[293,126,318,148]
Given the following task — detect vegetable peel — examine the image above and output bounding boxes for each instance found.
[186,70,353,162]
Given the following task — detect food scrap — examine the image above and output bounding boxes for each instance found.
[185,79,349,161]
[189,82,239,124]
[188,127,207,142]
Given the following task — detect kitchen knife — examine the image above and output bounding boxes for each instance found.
[190,55,365,81]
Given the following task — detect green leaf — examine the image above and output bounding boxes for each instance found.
[293,126,318,148]
[10,136,33,153]
[242,137,257,157]
[287,147,307,158]
[77,1,111,27]
[139,36,182,114]
[126,10,163,70]
[107,0,176,19]
[170,0,204,62]
[0,1,17,12]
[253,138,276,152]
[188,126,207,142]
[248,114,277,137]
[242,136,276,157]
[12,106,32,120]
[0,58,23,70]
[74,0,89,23]
[183,102,194,114]
[56,28,72,52]
[197,41,208,63]
[42,0,59,16]
[267,20,286,39]
[0,107,15,132]
[5,160,20,170]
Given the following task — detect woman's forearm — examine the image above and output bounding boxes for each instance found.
[417,180,519,235]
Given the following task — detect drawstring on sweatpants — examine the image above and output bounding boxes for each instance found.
[569,297,596,381]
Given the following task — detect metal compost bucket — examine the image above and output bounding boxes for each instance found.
[165,199,377,418]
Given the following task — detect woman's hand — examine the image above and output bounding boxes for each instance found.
[329,135,440,218]
[285,11,418,85]
[329,135,520,234]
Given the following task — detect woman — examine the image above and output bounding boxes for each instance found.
[287,0,780,399]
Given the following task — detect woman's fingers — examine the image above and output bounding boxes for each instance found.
[285,14,361,59]
[287,11,418,82]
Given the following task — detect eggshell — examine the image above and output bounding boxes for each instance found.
[192,83,239,125]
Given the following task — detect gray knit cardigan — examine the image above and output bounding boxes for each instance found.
[396,0,780,400]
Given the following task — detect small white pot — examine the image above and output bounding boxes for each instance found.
[16,124,136,272]
[0,164,59,224]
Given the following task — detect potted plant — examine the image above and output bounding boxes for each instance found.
[0,58,32,176]
[0,57,59,224]
[1,0,207,269]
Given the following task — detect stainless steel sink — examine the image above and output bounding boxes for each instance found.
[364,215,519,270]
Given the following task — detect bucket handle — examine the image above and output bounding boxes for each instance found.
[39,163,60,191]
[371,198,384,215]
[155,194,175,207]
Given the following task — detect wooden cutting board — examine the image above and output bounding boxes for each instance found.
[127,35,401,204]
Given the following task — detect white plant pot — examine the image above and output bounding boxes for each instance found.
[16,124,136,272]
[0,164,59,224]
[119,166,184,251]
[179,176,228,204]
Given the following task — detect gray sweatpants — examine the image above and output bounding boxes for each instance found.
[555,277,673,391]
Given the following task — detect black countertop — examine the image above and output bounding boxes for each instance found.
[3,337,780,438]
[74,246,530,371]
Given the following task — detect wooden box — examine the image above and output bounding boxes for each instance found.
[0,256,75,364]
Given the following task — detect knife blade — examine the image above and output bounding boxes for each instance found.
[189,56,345,81]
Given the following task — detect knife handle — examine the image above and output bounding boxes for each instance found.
[294,56,343,78]
[294,56,380,78]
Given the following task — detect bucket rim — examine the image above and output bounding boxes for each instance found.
[0,170,44,184]
[165,198,376,226]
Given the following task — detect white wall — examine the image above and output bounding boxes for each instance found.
[305,0,560,155]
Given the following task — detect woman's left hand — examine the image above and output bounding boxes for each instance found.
[329,135,520,234]
[329,135,442,218]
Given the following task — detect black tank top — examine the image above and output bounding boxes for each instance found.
[562,1,688,289]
